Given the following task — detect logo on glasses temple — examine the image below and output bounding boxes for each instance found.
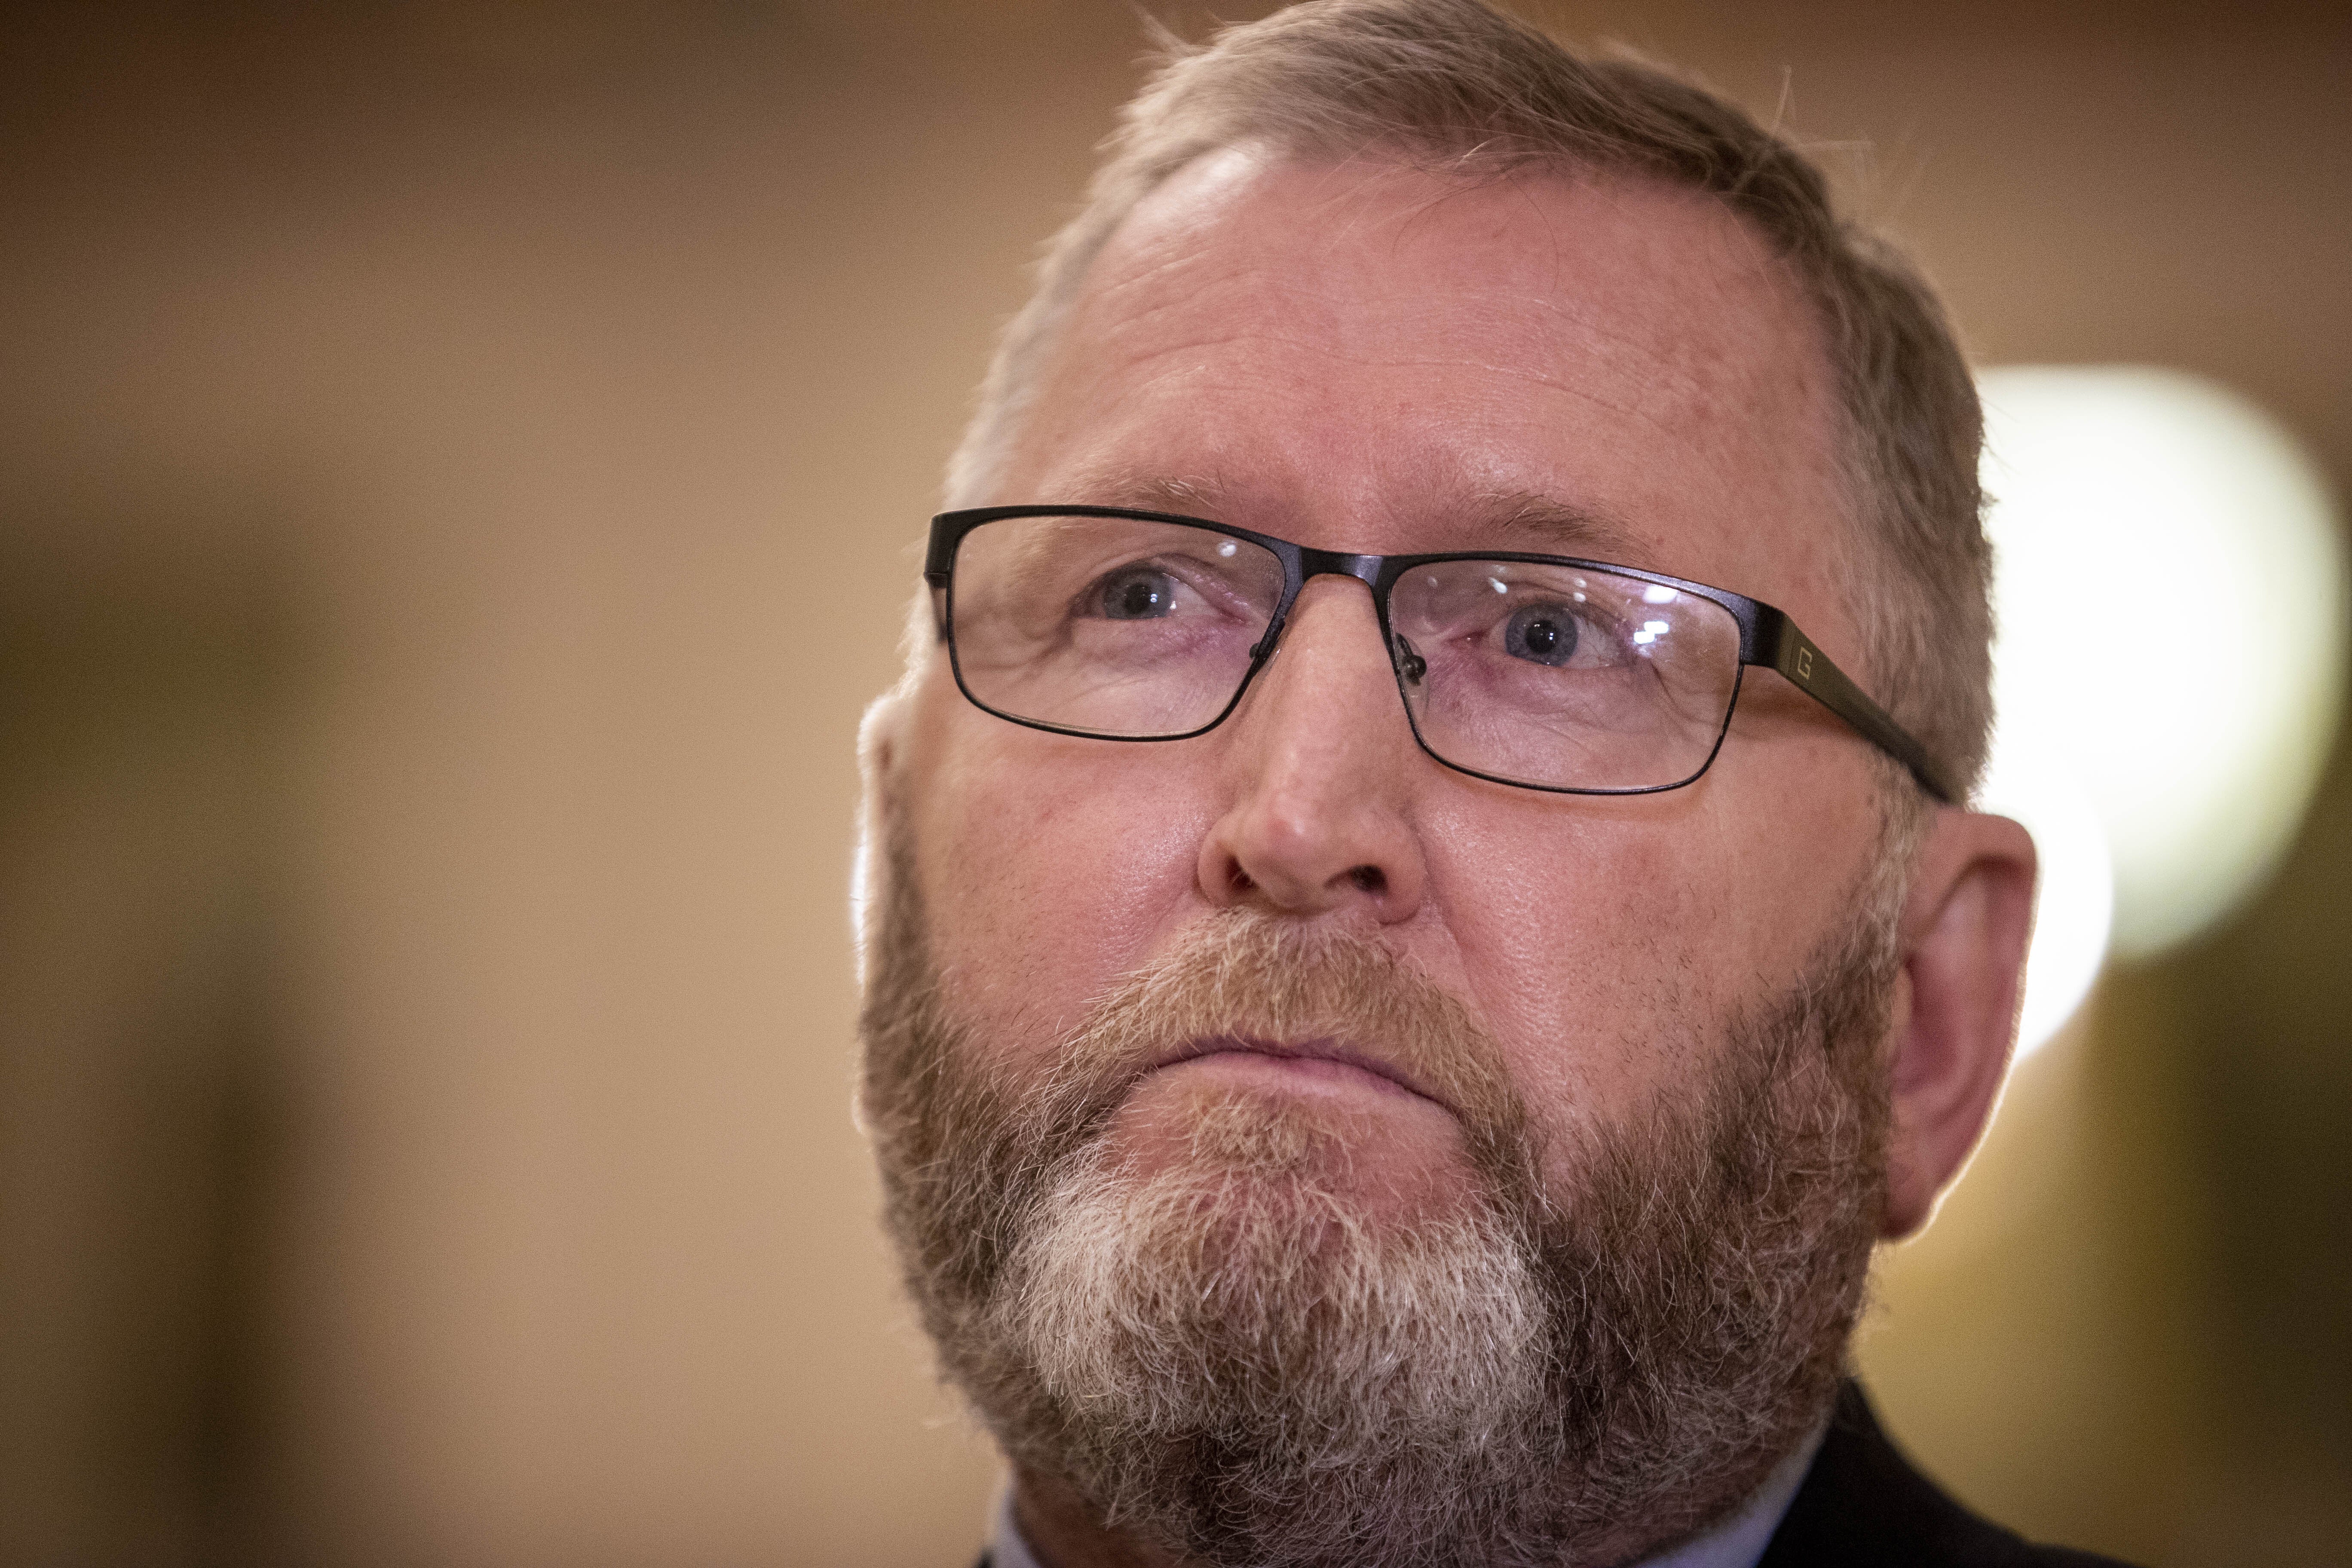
[1796,646,1815,681]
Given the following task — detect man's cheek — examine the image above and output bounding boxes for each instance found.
[1434,843,1724,1127]
[919,773,1207,1051]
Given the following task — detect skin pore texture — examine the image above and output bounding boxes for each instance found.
[858,153,2037,1568]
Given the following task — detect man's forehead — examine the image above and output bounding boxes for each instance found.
[1081,149,1814,391]
[1008,149,1853,622]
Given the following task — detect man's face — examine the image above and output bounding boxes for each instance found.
[894,153,1889,1202]
[864,153,1907,1565]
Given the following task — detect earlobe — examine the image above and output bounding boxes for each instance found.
[1880,808,2039,1238]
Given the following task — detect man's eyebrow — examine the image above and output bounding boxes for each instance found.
[1043,473,1645,563]
[1473,493,1646,564]
[1063,471,1234,518]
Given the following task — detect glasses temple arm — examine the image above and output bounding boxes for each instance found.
[1749,609,1960,805]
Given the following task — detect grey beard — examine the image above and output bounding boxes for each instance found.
[860,816,1901,1568]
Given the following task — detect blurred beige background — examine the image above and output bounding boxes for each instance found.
[1,2,2346,1564]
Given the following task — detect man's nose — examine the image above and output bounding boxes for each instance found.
[1195,576,1430,922]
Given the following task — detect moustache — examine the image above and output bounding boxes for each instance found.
[1009,909,1544,1194]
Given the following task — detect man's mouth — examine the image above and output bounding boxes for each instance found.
[1142,1036,1455,1116]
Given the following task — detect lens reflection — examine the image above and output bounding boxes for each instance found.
[1386,560,1741,791]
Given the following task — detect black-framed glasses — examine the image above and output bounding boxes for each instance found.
[925,506,1956,803]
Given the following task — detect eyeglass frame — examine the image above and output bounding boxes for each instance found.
[924,504,1959,805]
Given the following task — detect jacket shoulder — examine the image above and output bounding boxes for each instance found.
[1758,1383,2143,1568]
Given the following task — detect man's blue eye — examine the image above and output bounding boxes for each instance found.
[1504,603,1579,665]
[1099,568,1177,619]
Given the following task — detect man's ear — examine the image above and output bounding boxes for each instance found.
[1880,807,2039,1238]
[851,677,917,991]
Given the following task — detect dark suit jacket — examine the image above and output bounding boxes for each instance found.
[1753,1381,2135,1567]
[977,1382,2141,1567]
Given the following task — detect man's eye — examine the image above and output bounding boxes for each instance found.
[1095,566,1181,620]
[1502,603,1580,666]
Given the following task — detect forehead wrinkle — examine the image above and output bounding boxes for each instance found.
[1096,154,1809,397]
[1081,316,1670,443]
[1442,175,1795,435]
[1029,458,1649,570]
[1083,185,1734,442]
[1338,163,1737,401]
[1081,256,1709,451]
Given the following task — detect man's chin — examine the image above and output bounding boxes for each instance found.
[976,1102,1557,1568]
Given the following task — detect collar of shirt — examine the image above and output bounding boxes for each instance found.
[988,1422,1828,1568]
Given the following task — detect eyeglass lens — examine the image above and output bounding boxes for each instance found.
[946,513,1744,793]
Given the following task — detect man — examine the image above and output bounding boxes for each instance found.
[854,2,2125,1564]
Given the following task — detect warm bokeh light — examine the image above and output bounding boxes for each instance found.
[1978,366,2346,1053]
[1975,735,2113,1057]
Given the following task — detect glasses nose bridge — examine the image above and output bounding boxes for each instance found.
[1250,545,1404,684]
[1256,545,1391,662]
[1293,545,1387,591]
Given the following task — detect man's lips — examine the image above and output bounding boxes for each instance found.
[1141,1036,1455,1116]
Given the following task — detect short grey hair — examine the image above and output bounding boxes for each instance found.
[944,0,1992,796]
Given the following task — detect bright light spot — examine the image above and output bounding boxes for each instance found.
[1632,629,1656,646]
[1643,619,1670,635]
[1643,585,1678,604]
[1979,366,2345,1052]
[1573,591,1587,603]
[1217,539,1237,557]
[1975,731,2113,1058]
[1490,577,1508,594]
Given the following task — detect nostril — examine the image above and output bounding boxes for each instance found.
[1349,865,1386,894]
